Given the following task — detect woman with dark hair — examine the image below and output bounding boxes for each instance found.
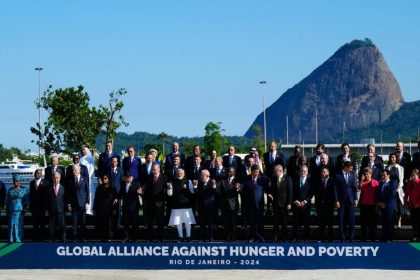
[386,152,405,228]
[358,167,380,241]
[6,174,29,243]
[93,174,118,241]
[404,169,420,241]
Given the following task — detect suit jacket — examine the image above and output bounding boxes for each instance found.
[219,176,240,211]
[143,173,167,208]
[139,163,154,185]
[292,176,313,204]
[109,166,123,193]
[187,165,205,181]
[334,171,358,204]
[44,165,66,186]
[263,151,285,178]
[379,180,397,210]
[119,180,141,212]
[196,180,221,211]
[397,151,412,180]
[286,155,300,178]
[184,156,206,174]
[238,165,253,183]
[412,151,420,173]
[164,164,183,183]
[46,184,65,214]
[314,177,336,207]
[0,181,6,208]
[29,178,49,214]
[361,155,384,172]
[241,175,270,210]
[270,175,293,208]
[66,176,90,208]
[164,152,186,171]
[66,164,89,187]
[98,151,120,178]
[210,167,227,182]
[335,153,357,172]
[222,155,243,171]
[122,156,142,181]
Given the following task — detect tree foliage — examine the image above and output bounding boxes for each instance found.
[31,85,127,156]
[203,122,226,155]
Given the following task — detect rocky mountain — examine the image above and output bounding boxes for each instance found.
[244,39,405,143]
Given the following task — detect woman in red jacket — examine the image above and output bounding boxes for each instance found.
[404,169,420,242]
[358,167,380,241]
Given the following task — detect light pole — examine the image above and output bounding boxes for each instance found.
[312,96,320,144]
[286,115,289,145]
[35,67,43,157]
[260,81,267,152]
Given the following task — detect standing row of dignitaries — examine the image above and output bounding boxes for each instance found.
[1,140,420,243]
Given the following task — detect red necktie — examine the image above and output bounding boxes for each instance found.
[54,185,59,196]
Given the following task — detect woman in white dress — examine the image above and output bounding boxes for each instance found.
[80,146,96,215]
[167,168,196,242]
[386,152,405,228]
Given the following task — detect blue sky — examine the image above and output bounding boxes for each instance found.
[1,0,419,151]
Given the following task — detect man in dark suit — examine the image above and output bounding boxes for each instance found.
[360,144,384,175]
[292,165,313,241]
[185,145,206,174]
[286,145,302,177]
[268,164,292,242]
[378,169,398,242]
[335,143,357,172]
[309,144,326,176]
[109,156,123,234]
[164,154,183,182]
[263,141,285,179]
[44,155,66,186]
[335,161,358,242]
[187,155,205,181]
[98,141,120,184]
[140,152,155,185]
[29,168,49,241]
[164,141,186,172]
[223,146,243,172]
[361,152,384,181]
[141,164,168,242]
[122,146,142,181]
[314,167,336,241]
[66,153,89,187]
[195,169,221,242]
[119,171,141,242]
[66,165,90,241]
[395,141,412,181]
[241,164,270,242]
[45,172,66,242]
[210,157,227,182]
[219,167,241,241]
[312,153,335,188]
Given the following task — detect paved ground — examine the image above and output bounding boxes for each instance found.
[0,269,418,280]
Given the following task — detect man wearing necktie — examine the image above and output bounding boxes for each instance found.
[29,169,49,241]
[334,161,358,242]
[67,165,90,242]
[268,165,292,242]
[98,141,120,185]
[44,156,66,186]
[314,168,336,241]
[263,141,285,179]
[241,164,269,242]
[46,172,66,242]
[378,170,398,242]
[122,146,142,181]
[292,166,313,241]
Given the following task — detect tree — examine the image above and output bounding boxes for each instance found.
[203,122,226,156]
[31,85,127,156]
[158,132,170,161]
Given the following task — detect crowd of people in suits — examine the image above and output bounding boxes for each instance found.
[1,139,420,243]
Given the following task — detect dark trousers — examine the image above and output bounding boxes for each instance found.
[71,206,86,239]
[338,201,355,241]
[273,206,288,241]
[360,204,377,241]
[292,204,311,240]
[410,208,420,239]
[316,203,334,241]
[96,214,112,241]
[222,207,237,241]
[145,203,164,241]
[122,209,139,240]
[111,201,122,237]
[32,211,46,241]
[248,206,265,241]
[49,212,66,241]
[198,206,217,241]
[381,208,396,241]
[240,193,249,227]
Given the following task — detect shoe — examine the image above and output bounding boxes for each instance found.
[184,237,191,242]
[122,237,130,243]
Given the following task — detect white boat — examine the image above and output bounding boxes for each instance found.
[0,154,43,187]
